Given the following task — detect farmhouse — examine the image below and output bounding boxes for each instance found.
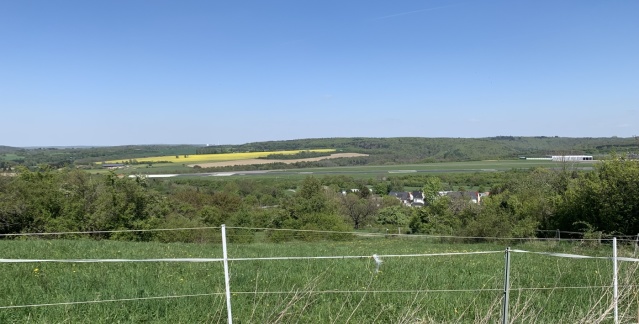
[443,191,482,204]
[411,191,425,207]
[389,191,412,206]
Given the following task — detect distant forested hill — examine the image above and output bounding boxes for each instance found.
[0,146,21,153]
[0,145,200,168]
[1,137,637,169]
[197,137,638,164]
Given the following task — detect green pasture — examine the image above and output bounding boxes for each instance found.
[286,160,597,172]
[195,160,596,181]
[1,154,25,161]
[89,163,189,175]
[91,159,597,179]
[0,233,635,323]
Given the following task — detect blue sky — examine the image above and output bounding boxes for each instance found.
[1,0,637,146]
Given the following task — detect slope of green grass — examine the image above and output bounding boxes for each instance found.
[0,235,636,323]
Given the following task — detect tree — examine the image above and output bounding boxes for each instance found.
[356,183,371,199]
[556,155,639,234]
[376,205,410,227]
[422,177,443,203]
[373,181,390,195]
[340,193,378,229]
[409,196,458,234]
[388,178,404,192]
[270,176,348,240]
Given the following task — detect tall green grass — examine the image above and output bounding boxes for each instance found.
[0,234,636,323]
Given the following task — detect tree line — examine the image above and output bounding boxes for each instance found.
[0,156,637,242]
[409,156,639,238]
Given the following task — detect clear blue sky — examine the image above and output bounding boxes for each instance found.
[1,0,637,146]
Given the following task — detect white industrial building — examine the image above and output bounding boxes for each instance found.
[520,155,594,161]
[551,155,593,162]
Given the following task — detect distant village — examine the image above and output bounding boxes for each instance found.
[340,188,490,207]
[387,190,490,207]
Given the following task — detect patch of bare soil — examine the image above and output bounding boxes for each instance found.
[189,153,369,168]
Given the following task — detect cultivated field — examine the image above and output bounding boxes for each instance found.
[95,158,597,178]
[189,152,368,168]
[1,231,636,323]
[102,149,337,164]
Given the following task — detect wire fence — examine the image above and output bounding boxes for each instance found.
[2,226,638,242]
[1,226,638,323]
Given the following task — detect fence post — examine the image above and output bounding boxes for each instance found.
[222,224,233,324]
[556,229,560,241]
[501,247,511,324]
[634,233,639,257]
[613,237,618,324]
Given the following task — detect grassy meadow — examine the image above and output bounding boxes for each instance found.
[94,159,598,178]
[1,231,637,323]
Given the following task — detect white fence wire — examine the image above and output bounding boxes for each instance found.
[3,225,638,242]
[0,225,637,323]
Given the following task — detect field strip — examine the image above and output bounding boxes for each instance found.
[189,153,368,168]
[102,149,338,164]
[212,173,235,176]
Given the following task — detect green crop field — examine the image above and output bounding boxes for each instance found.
[282,160,597,172]
[0,231,636,323]
[1,153,25,161]
[101,149,336,164]
[182,159,597,182]
[96,159,598,179]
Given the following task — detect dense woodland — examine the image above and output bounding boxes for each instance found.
[196,136,639,164]
[0,155,637,242]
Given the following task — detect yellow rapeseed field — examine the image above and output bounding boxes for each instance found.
[103,149,335,164]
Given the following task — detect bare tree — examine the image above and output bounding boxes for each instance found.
[340,193,378,229]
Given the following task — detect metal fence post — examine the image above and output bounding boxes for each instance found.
[222,225,233,324]
[501,247,511,324]
[556,229,560,241]
[634,233,639,257]
[613,237,618,324]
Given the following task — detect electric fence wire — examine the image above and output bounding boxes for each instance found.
[1,226,637,311]
[2,225,637,242]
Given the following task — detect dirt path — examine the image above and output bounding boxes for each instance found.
[189,153,368,168]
